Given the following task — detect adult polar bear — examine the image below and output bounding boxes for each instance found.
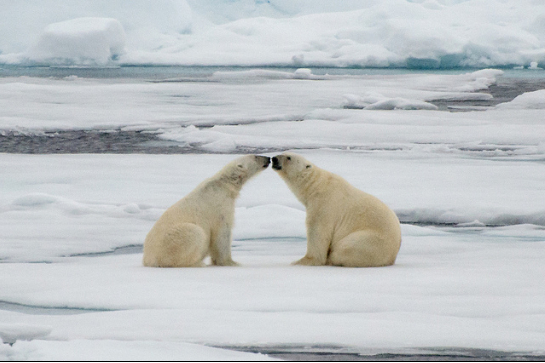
[143,155,270,267]
[272,152,401,267]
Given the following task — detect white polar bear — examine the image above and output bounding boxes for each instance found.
[272,152,401,267]
[143,155,271,267]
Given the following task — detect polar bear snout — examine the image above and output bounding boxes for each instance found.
[257,155,271,168]
[272,156,281,170]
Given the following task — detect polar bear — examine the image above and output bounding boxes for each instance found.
[272,152,401,267]
[143,155,271,267]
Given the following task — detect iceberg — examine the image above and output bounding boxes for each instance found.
[0,0,544,68]
[26,18,126,66]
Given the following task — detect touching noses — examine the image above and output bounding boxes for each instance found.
[272,156,281,170]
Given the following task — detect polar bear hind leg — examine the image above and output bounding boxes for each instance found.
[327,230,397,267]
[143,223,208,267]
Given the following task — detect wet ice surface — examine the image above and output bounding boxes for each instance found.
[1,68,545,361]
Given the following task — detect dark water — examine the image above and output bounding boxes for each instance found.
[2,64,545,79]
[218,345,545,361]
[0,300,116,315]
[0,65,477,79]
[0,65,226,80]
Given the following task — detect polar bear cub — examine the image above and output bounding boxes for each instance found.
[272,152,401,267]
[143,155,271,267]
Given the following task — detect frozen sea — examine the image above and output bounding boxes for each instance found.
[1,66,545,361]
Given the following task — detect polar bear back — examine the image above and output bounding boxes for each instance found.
[305,167,401,246]
[149,179,235,241]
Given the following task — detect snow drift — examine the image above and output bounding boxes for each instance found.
[496,89,545,109]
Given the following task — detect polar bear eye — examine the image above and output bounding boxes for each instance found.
[237,164,244,168]
[286,156,291,161]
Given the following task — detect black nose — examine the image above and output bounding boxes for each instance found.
[272,156,281,170]
[264,157,271,167]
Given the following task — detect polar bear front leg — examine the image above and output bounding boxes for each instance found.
[292,222,331,266]
[210,223,239,266]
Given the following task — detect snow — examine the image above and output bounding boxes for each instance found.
[342,92,439,110]
[1,67,545,359]
[0,228,544,355]
[1,0,545,68]
[0,324,51,345]
[210,68,325,81]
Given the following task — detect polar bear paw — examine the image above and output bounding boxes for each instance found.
[213,259,240,267]
[291,256,324,266]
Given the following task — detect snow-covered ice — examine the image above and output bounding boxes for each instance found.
[1,0,545,68]
[1,66,545,360]
[0,338,276,361]
[0,324,51,345]
[1,1,545,359]
[496,89,545,109]
[342,92,439,110]
[1,68,544,157]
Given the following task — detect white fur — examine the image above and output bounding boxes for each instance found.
[143,155,270,267]
[272,152,401,267]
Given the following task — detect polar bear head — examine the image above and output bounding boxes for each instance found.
[271,152,313,180]
[222,154,271,187]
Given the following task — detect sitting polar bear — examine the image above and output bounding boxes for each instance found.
[143,155,271,267]
[272,152,401,267]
